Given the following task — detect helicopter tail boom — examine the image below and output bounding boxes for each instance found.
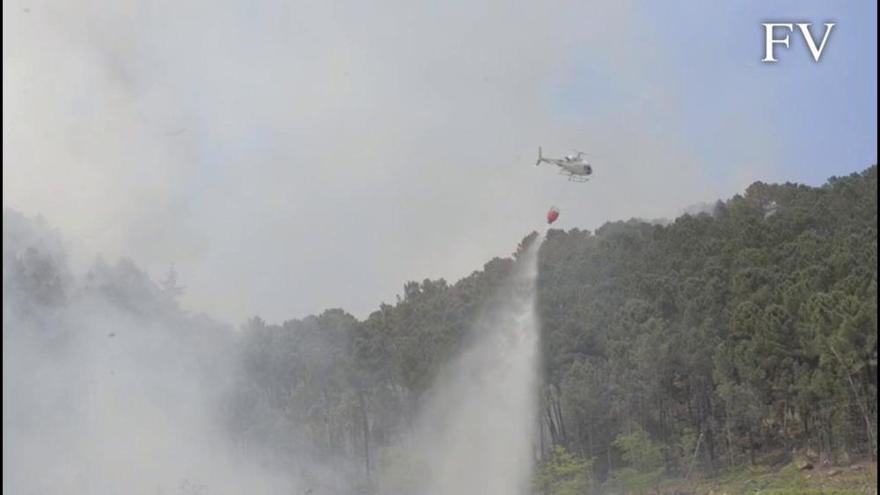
[535,146,543,166]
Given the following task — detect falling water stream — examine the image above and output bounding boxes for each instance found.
[408,234,543,495]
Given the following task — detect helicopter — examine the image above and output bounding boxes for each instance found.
[535,147,593,182]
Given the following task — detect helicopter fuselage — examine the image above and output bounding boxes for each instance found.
[535,147,593,181]
[539,158,593,177]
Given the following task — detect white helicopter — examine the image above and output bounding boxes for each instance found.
[535,147,593,182]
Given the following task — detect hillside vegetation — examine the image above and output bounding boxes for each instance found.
[226,166,876,492]
[4,166,876,494]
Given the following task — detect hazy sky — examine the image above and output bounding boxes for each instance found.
[3,0,876,324]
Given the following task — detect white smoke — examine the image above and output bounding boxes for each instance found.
[5,207,548,495]
[2,208,295,495]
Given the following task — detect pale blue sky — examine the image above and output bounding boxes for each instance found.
[552,1,876,187]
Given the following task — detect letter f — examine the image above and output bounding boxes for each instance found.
[762,23,794,62]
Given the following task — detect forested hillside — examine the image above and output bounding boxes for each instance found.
[227,166,876,492]
[535,166,877,490]
[4,166,876,494]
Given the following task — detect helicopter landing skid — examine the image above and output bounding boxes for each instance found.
[562,172,590,183]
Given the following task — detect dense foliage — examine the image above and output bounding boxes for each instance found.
[5,166,876,493]
[538,166,877,482]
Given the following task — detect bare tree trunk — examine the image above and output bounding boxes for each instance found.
[685,431,704,481]
[587,423,594,458]
[546,405,559,445]
[747,429,756,465]
[701,390,718,472]
[539,414,547,459]
[552,389,567,444]
[358,389,372,478]
[830,345,876,460]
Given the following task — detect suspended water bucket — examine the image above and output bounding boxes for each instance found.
[546,206,560,224]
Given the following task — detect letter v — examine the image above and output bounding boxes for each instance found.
[797,23,835,62]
